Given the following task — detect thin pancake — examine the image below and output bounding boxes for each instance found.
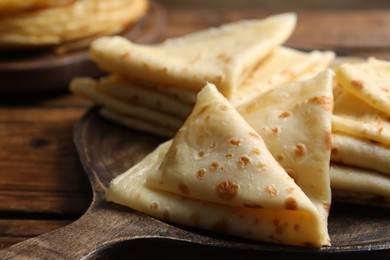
[330,164,390,208]
[331,133,390,176]
[334,57,390,116]
[238,70,334,243]
[332,89,390,145]
[90,13,297,98]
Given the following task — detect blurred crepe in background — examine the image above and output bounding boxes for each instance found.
[0,0,166,95]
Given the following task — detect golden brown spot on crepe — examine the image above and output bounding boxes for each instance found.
[294,143,307,157]
[279,111,292,118]
[150,202,158,211]
[197,168,206,179]
[248,131,260,139]
[209,161,219,171]
[273,219,288,235]
[197,151,205,158]
[276,154,284,162]
[287,187,295,194]
[229,139,241,146]
[257,162,268,170]
[285,197,298,210]
[325,131,332,150]
[219,105,228,111]
[215,180,238,200]
[238,156,250,168]
[216,52,231,62]
[271,127,279,135]
[120,51,130,58]
[178,183,190,195]
[380,86,389,93]
[224,153,233,159]
[281,69,295,78]
[191,212,201,226]
[266,184,278,196]
[351,79,365,90]
[331,147,339,155]
[251,148,261,155]
[294,224,300,231]
[163,209,170,220]
[213,218,228,233]
[309,95,333,112]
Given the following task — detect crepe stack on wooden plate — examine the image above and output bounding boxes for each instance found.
[70,13,334,137]
[330,58,390,208]
[70,12,390,247]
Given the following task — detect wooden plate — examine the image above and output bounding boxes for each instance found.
[0,2,166,95]
[2,107,389,259]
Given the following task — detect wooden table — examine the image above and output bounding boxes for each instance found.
[1,0,390,252]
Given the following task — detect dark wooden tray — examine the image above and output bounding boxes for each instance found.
[1,107,389,259]
[0,2,166,95]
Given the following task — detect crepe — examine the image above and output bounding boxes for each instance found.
[330,164,390,208]
[334,57,390,116]
[70,77,183,134]
[106,83,331,247]
[331,133,390,176]
[0,0,148,49]
[238,69,333,242]
[89,13,297,99]
[0,0,74,15]
[332,78,390,146]
[231,47,334,107]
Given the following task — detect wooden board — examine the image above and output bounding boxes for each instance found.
[1,107,389,259]
[0,2,166,95]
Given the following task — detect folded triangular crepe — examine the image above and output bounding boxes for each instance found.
[90,13,297,99]
[334,57,390,116]
[238,70,333,243]
[332,87,390,146]
[231,47,334,107]
[106,83,330,247]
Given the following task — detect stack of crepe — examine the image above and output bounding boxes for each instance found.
[0,0,148,51]
[330,58,390,208]
[71,13,337,247]
[69,12,389,247]
[106,72,334,247]
[70,13,335,137]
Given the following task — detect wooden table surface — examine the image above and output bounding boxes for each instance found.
[1,0,390,252]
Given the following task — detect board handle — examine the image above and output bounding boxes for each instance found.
[0,202,158,259]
